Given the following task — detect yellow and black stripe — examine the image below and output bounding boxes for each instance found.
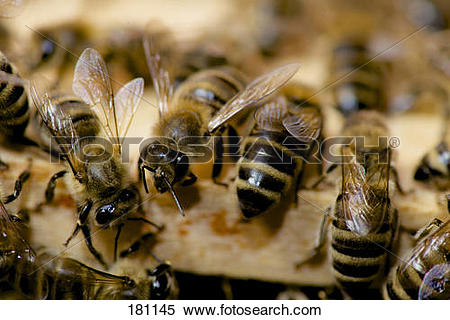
[331,197,398,294]
[0,51,29,139]
[236,130,305,218]
[31,94,100,153]
[384,220,449,300]
[332,41,386,116]
[173,66,246,114]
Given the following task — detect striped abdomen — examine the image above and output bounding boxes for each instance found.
[333,42,385,116]
[331,200,397,294]
[172,66,246,116]
[385,222,449,300]
[0,51,29,139]
[236,130,304,218]
[33,94,100,152]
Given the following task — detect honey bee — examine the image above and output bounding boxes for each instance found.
[0,50,32,169]
[116,233,179,300]
[332,39,388,116]
[414,106,450,189]
[297,111,398,297]
[30,92,100,156]
[384,199,450,299]
[235,84,322,218]
[27,22,92,79]
[0,197,175,299]
[32,48,158,267]
[0,50,30,142]
[139,38,300,215]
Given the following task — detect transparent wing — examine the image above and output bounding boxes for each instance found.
[31,83,84,179]
[114,77,144,144]
[208,62,301,133]
[0,0,25,18]
[0,200,35,266]
[143,37,173,116]
[401,219,450,296]
[73,48,120,146]
[282,107,322,143]
[340,146,389,236]
[419,262,450,300]
[254,96,288,131]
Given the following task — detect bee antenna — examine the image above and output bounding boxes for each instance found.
[149,251,163,264]
[162,176,185,217]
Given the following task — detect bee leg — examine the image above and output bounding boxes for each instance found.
[0,158,8,171]
[113,223,124,262]
[180,172,197,187]
[212,135,227,187]
[127,217,164,231]
[413,218,444,241]
[119,232,157,258]
[36,170,68,210]
[137,157,143,182]
[3,166,31,204]
[295,207,331,269]
[64,200,92,247]
[81,223,107,268]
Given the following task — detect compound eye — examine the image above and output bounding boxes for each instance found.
[95,204,115,225]
[41,39,55,61]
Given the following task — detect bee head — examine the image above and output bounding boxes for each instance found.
[146,263,176,300]
[139,139,189,194]
[94,185,140,227]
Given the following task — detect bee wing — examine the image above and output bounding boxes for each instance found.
[282,107,322,142]
[143,37,173,116]
[208,63,301,133]
[340,146,389,236]
[73,48,120,147]
[114,77,144,144]
[31,83,84,179]
[0,0,25,18]
[419,262,450,300]
[0,200,35,263]
[254,96,288,131]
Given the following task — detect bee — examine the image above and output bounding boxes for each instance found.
[235,84,322,219]
[332,39,388,116]
[297,111,398,297]
[414,106,450,189]
[0,196,176,299]
[116,233,179,300]
[27,22,92,79]
[139,38,300,215]
[29,92,101,156]
[0,50,30,142]
[384,198,450,300]
[32,48,159,267]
